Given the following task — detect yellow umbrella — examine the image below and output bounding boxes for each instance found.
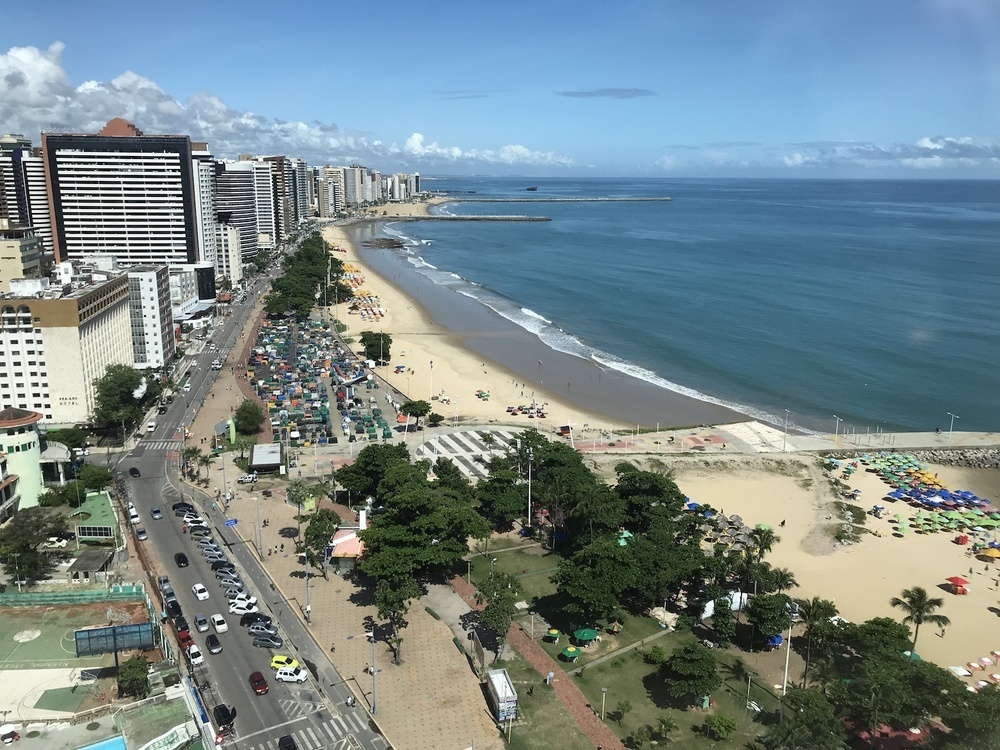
[981,548,1000,559]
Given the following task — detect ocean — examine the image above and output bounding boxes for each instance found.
[351,178,1000,434]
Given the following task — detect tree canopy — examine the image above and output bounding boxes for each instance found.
[234,399,267,435]
[359,331,392,365]
[658,642,722,706]
[263,231,352,318]
[92,364,160,429]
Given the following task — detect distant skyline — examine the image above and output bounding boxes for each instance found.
[2,0,999,177]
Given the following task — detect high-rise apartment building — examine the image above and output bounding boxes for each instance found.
[215,225,243,284]
[42,118,200,266]
[192,148,218,270]
[127,265,175,369]
[343,166,363,207]
[0,136,53,255]
[0,273,132,423]
[215,161,257,260]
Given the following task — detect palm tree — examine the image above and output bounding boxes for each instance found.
[655,713,678,741]
[748,527,781,564]
[889,586,950,651]
[198,453,215,485]
[481,431,496,459]
[182,446,201,477]
[766,566,799,594]
[796,596,838,686]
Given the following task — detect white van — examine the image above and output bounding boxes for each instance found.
[147,421,157,434]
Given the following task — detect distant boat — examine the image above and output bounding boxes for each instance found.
[526,186,538,191]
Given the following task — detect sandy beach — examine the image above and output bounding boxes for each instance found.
[637,452,1000,684]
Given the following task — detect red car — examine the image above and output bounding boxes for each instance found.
[249,671,269,695]
[177,629,194,650]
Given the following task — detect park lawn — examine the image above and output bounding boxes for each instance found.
[574,633,768,749]
[492,653,591,750]
[537,615,673,673]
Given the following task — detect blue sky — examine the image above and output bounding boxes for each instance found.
[2,0,999,176]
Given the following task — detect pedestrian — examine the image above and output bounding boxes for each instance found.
[364,663,370,675]
[268,547,272,556]
[280,543,285,553]
[527,685,534,697]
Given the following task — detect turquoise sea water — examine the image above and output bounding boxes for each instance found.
[370,178,1000,433]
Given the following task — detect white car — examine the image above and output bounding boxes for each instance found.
[211,614,229,633]
[229,601,260,615]
[187,644,204,665]
[192,584,210,601]
[237,474,258,484]
[182,383,192,392]
[274,667,309,684]
[44,537,68,549]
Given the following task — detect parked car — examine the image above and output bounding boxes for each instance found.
[229,601,259,615]
[211,561,237,573]
[166,600,183,619]
[240,613,273,628]
[217,576,242,588]
[44,537,68,549]
[248,622,278,637]
[206,635,223,655]
[150,506,163,520]
[249,671,269,695]
[191,528,213,539]
[236,473,258,484]
[157,575,170,591]
[192,583,210,601]
[204,552,226,563]
[177,629,194,650]
[270,655,298,671]
[174,616,189,633]
[211,614,229,633]
[172,502,195,515]
[197,538,220,549]
[187,645,204,666]
[135,528,148,541]
[174,553,189,568]
[274,667,308,684]
[160,583,174,599]
[252,635,284,649]
[194,613,210,633]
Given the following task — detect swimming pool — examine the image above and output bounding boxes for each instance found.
[76,735,126,750]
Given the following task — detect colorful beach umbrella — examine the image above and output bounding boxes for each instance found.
[560,646,581,661]
[546,628,561,641]
[574,628,599,642]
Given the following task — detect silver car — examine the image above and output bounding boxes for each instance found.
[194,613,210,633]
[247,622,279,637]
[217,577,242,588]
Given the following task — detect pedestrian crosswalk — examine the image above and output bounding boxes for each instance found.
[238,708,384,750]
[142,439,184,452]
[414,429,522,480]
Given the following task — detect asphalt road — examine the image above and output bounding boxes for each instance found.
[119,265,388,750]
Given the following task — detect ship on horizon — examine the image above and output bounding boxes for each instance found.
[526,186,538,191]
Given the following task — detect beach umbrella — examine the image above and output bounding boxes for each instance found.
[546,629,561,642]
[902,650,921,661]
[730,515,743,525]
[946,576,970,586]
[756,524,772,532]
[560,646,581,661]
[981,548,1000,559]
[574,628,599,642]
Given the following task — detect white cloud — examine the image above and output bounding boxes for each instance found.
[0,42,572,171]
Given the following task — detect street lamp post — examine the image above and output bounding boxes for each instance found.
[833,415,843,437]
[601,687,608,720]
[489,557,498,577]
[348,631,378,715]
[255,494,263,558]
[948,412,959,435]
[429,360,434,402]
[304,570,312,625]
[526,447,534,529]
[782,409,790,452]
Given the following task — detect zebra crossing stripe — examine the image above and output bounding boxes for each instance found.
[302,726,321,748]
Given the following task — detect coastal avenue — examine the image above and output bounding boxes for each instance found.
[120,262,388,750]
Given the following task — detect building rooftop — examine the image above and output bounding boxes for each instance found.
[69,491,117,529]
[0,407,42,428]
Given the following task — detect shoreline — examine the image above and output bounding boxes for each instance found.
[321,201,747,430]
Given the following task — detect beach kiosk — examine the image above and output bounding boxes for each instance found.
[486,668,518,722]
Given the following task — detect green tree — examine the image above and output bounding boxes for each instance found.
[659,642,721,706]
[92,364,146,429]
[795,597,838,686]
[746,593,792,650]
[475,468,525,530]
[941,683,1000,750]
[359,330,392,364]
[889,586,950,651]
[655,713,678,741]
[286,479,313,535]
[614,699,633,727]
[427,412,444,427]
[77,463,113,491]
[701,714,737,741]
[375,577,421,665]
[475,573,521,660]
[116,655,150,698]
[400,400,432,430]
[335,443,410,502]
[43,427,89,450]
[762,688,847,750]
[712,599,737,646]
[0,508,71,581]
[300,509,340,580]
[234,399,266,435]
[552,537,637,624]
